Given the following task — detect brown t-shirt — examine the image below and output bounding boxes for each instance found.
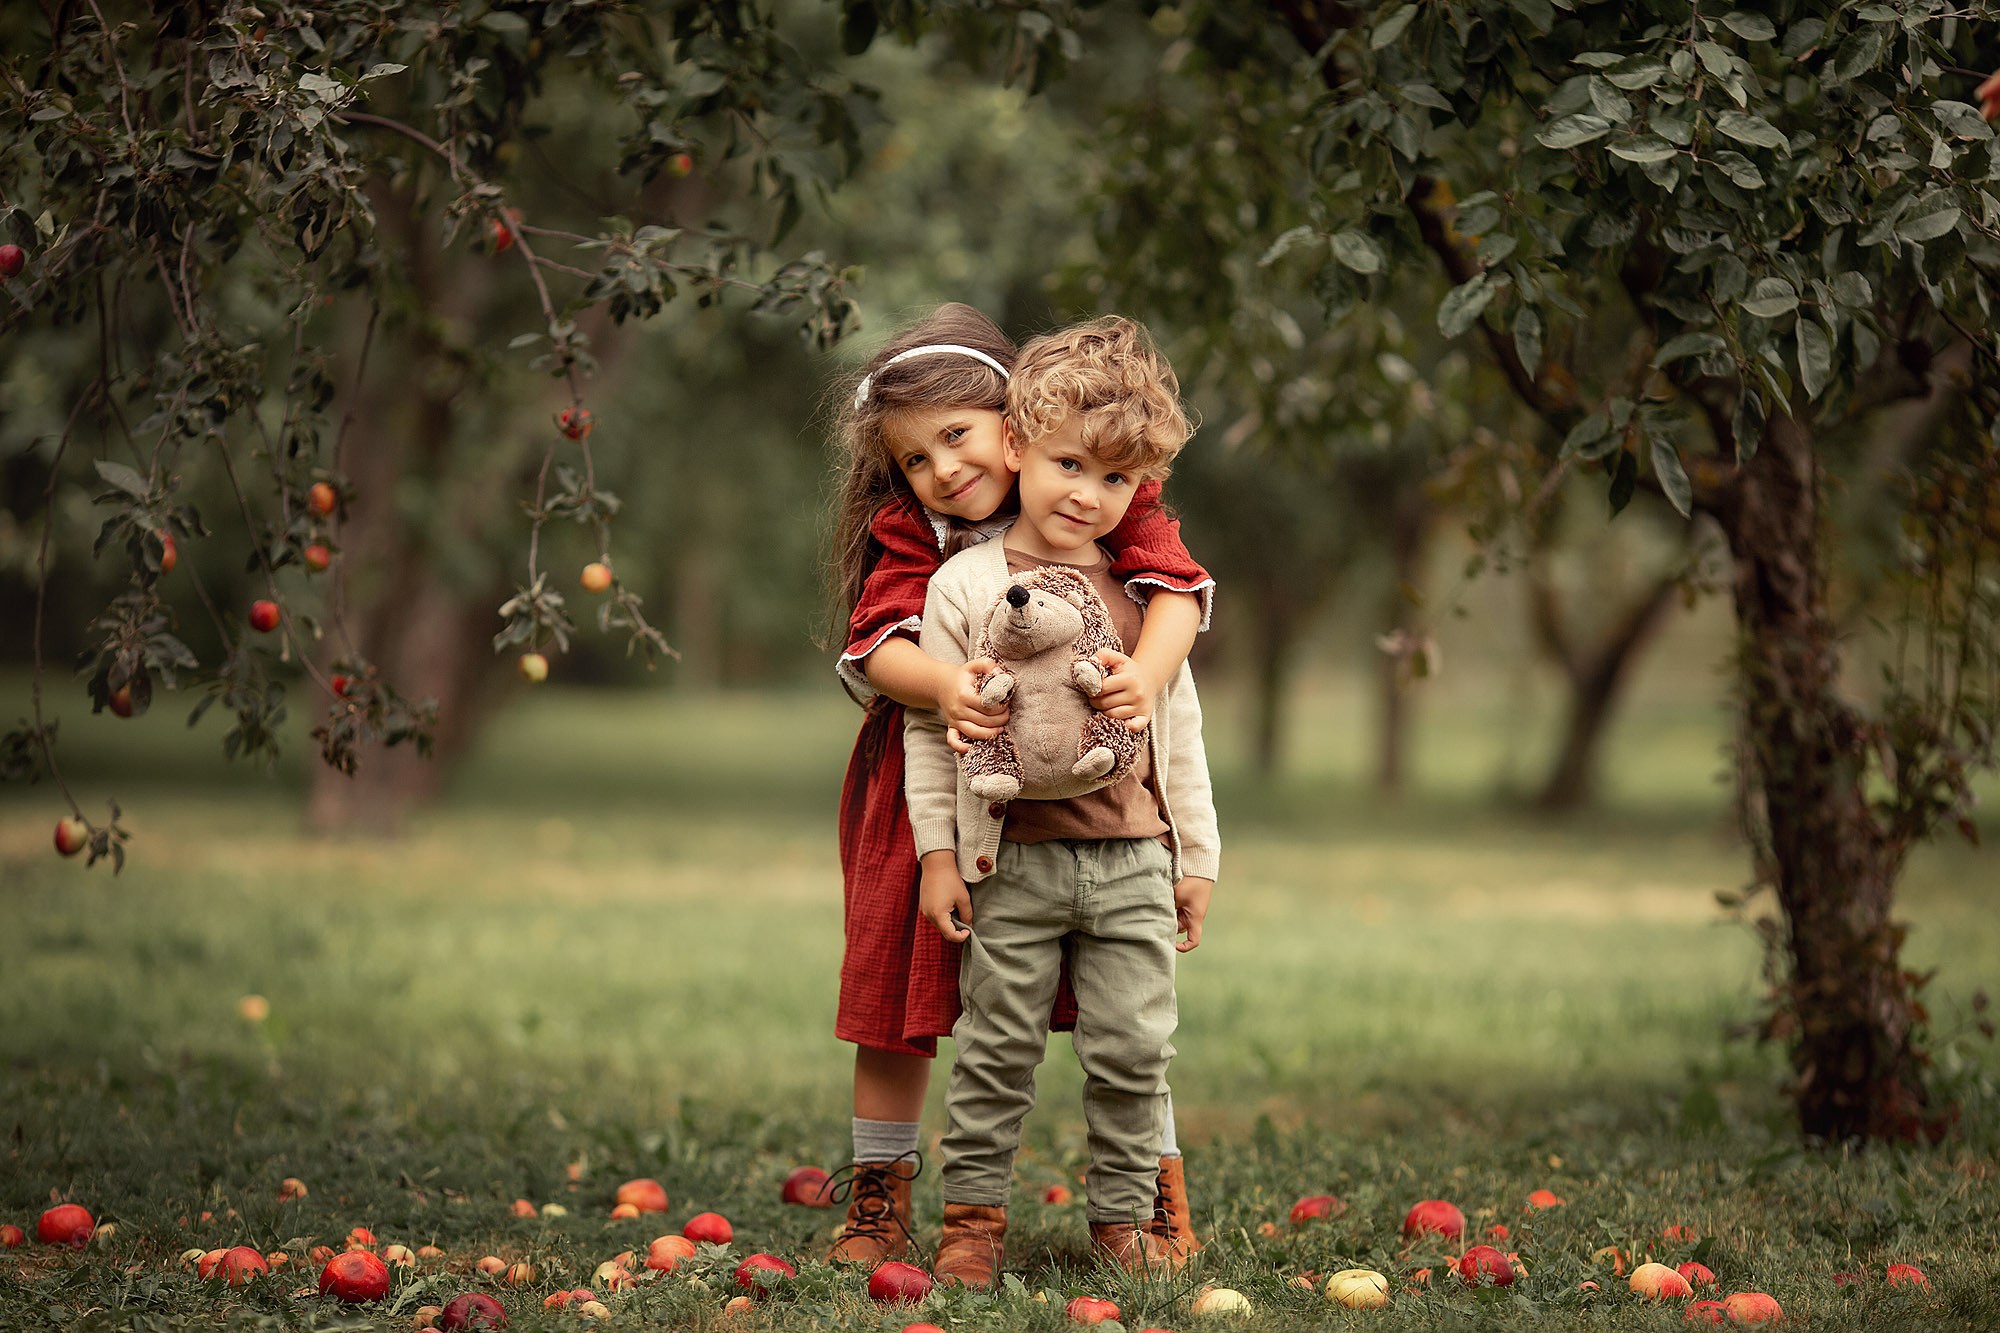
[999,545,1171,846]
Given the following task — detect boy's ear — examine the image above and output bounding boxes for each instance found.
[1003,418,1025,473]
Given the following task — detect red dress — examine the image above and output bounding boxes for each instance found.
[835,481,1213,1056]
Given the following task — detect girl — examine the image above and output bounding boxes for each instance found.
[822,303,1213,1264]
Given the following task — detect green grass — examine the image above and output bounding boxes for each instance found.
[1,671,1996,1330]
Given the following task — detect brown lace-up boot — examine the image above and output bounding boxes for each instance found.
[826,1156,919,1264]
[1146,1154,1201,1259]
[934,1202,1007,1289]
[1090,1217,1183,1273]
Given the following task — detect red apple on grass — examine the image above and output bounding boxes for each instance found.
[867,1261,934,1303]
[1189,1286,1253,1316]
[381,1244,415,1267]
[1721,1292,1783,1323]
[646,1234,696,1270]
[899,1326,946,1333]
[0,244,25,280]
[0,1225,24,1247]
[734,1252,796,1296]
[249,600,280,633]
[1289,1194,1343,1225]
[1456,1245,1514,1287]
[615,1178,668,1214]
[318,1249,391,1302]
[37,1204,93,1247]
[1402,1199,1466,1242]
[1677,1261,1716,1289]
[1686,1300,1729,1324]
[1631,1262,1694,1299]
[278,1177,308,1202]
[1065,1296,1121,1324]
[440,1291,509,1329]
[781,1166,831,1206]
[1525,1189,1566,1209]
[54,817,89,857]
[201,1245,270,1284]
[1885,1263,1927,1288]
[1042,1184,1073,1205]
[345,1226,376,1250]
[683,1211,732,1245]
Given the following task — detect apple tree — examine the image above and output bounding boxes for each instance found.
[0,2,865,846]
[1118,0,2000,1143]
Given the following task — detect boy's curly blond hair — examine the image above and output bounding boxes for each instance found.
[1007,316,1192,479]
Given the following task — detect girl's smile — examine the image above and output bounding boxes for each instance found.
[885,404,1013,521]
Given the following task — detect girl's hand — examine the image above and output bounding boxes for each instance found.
[920,856,973,943]
[1089,649,1164,734]
[941,657,1009,745]
[1172,875,1213,952]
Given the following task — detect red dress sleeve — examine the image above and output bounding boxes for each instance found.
[1103,478,1215,627]
[837,499,944,698]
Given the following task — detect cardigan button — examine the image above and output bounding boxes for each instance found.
[975,855,994,873]
[987,801,1007,817]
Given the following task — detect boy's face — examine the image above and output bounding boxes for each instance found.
[1002,417,1141,562]
[884,404,1012,521]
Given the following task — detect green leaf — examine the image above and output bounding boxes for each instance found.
[1831,27,1886,84]
[1796,320,1832,401]
[1258,225,1319,268]
[1719,12,1777,41]
[1560,412,1610,459]
[1714,111,1787,151]
[1741,277,1799,320]
[358,63,407,82]
[1537,114,1613,149]
[1609,137,1678,163]
[1650,438,1693,517]
[1608,447,1639,516]
[1328,230,1386,274]
[1896,191,1961,242]
[1694,41,1734,78]
[1604,58,1666,91]
[1371,5,1418,48]
[841,0,878,55]
[1653,331,1727,366]
[1830,272,1872,308]
[1437,274,1494,337]
[94,460,148,499]
[478,11,530,35]
[1514,305,1543,374]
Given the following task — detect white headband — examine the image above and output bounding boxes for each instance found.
[853,344,1010,410]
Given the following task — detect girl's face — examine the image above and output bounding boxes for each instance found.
[884,404,1014,521]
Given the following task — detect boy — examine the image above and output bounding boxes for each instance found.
[903,316,1220,1287]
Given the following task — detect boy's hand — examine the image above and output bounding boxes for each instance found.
[1090,648,1164,734]
[1172,876,1213,952]
[941,657,1008,753]
[920,854,974,943]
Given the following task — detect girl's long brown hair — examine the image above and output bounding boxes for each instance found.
[821,303,1016,649]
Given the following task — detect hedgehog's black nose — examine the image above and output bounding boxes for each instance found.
[1006,585,1029,608]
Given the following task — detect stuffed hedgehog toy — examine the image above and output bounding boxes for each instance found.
[960,566,1146,803]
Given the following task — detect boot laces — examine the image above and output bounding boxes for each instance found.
[824,1150,923,1250]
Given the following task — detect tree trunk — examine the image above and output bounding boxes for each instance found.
[1374,495,1430,797]
[1529,568,1679,812]
[1249,587,1298,777]
[1722,412,1935,1143]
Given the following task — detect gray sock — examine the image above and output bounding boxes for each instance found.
[1160,1091,1180,1159]
[852,1117,921,1164]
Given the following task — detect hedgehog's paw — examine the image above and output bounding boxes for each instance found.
[1072,747,1116,781]
[969,772,1022,802]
